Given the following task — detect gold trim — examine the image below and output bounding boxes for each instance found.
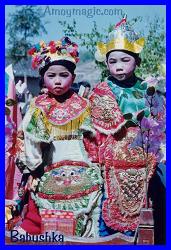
[97,37,145,55]
[53,135,82,140]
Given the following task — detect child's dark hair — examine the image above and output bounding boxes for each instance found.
[39,60,76,77]
[39,77,45,89]
[78,81,91,89]
[106,50,141,67]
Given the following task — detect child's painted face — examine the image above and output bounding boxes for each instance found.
[107,51,136,81]
[44,65,75,96]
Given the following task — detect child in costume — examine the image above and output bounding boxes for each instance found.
[14,36,103,238]
[89,17,157,239]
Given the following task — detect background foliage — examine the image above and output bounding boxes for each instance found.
[6,5,47,63]
[6,6,165,80]
[59,16,165,80]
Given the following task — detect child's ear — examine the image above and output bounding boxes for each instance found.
[72,74,76,82]
[136,57,141,67]
[105,60,109,69]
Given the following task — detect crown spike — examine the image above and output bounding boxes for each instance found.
[95,16,145,62]
[115,15,127,29]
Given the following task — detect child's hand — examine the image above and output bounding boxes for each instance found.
[30,178,40,191]
[5,200,17,224]
[27,176,40,191]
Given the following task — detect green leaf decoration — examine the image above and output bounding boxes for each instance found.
[123,113,133,120]
[5,107,11,115]
[64,188,71,195]
[48,200,55,203]
[137,110,145,121]
[132,91,144,99]
[121,93,129,99]
[45,190,54,195]
[6,98,17,106]
[146,86,156,96]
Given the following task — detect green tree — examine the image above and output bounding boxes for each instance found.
[59,19,110,81]
[59,16,165,80]
[6,5,47,63]
[136,16,165,78]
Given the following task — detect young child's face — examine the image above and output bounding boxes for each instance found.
[44,65,75,96]
[107,51,136,81]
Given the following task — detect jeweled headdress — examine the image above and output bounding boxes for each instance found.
[95,16,145,62]
[28,37,79,70]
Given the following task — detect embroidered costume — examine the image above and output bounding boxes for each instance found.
[90,80,156,233]
[14,37,105,238]
[90,17,156,235]
[16,91,103,237]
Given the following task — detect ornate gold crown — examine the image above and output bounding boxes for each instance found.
[95,17,145,62]
[28,37,79,70]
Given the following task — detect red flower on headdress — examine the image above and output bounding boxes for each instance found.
[32,55,43,69]
[49,46,57,53]
[67,45,78,58]
[72,43,78,49]
[75,57,79,63]
[69,50,78,58]
[49,41,56,47]
[28,47,36,56]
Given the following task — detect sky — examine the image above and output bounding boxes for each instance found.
[5,5,166,48]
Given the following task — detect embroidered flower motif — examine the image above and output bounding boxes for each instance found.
[70,103,81,109]
[35,93,88,126]
[92,95,122,123]
[51,109,68,120]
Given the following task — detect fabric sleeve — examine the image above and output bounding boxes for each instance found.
[89,82,126,135]
[15,99,51,173]
[79,104,96,136]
